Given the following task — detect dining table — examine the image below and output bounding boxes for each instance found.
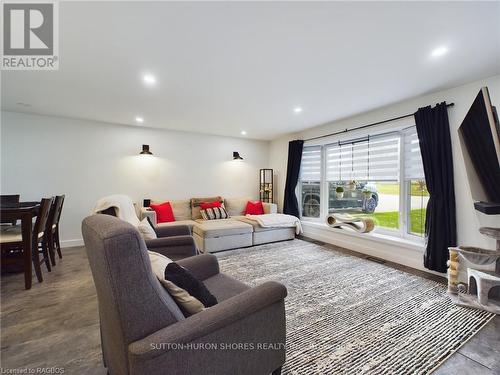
[0,201,40,289]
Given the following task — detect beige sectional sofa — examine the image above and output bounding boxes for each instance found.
[139,197,296,253]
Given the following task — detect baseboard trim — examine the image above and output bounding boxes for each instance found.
[301,222,445,277]
[61,239,84,248]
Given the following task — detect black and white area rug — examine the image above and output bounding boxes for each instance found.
[216,239,494,374]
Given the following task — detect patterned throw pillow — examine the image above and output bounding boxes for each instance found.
[200,205,229,220]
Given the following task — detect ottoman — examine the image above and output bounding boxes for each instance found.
[193,219,253,253]
[237,217,295,245]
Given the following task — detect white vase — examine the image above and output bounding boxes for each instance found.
[336,192,344,199]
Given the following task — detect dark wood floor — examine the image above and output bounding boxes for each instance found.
[1,247,105,374]
[1,244,499,374]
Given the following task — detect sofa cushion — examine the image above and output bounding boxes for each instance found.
[263,202,278,214]
[170,200,192,221]
[191,196,223,220]
[224,197,251,217]
[193,220,253,238]
[152,199,191,221]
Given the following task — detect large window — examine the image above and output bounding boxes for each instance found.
[299,126,427,240]
[325,134,401,231]
[300,146,321,218]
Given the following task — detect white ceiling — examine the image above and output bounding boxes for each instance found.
[2,1,500,140]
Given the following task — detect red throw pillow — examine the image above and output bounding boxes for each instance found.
[245,200,264,215]
[200,201,222,210]
[150,201,175,223]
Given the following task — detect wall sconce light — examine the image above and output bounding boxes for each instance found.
[140,144,153,155]
[233,151,243,160]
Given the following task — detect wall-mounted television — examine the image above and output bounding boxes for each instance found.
[458,87,500,214]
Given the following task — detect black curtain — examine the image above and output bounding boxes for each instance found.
[283,140,304,217]
[414,102,457,273]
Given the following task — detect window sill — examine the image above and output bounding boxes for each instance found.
[300,220,425,252]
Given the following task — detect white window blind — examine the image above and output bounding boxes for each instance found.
[404,127,425,179]
[300,146,322,181]
[325,134,400,181]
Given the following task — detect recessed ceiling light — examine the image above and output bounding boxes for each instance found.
[294,107,303,114]
[142,74,156,86]
[241,130,247,135]
[135,116,144,123]
[431,46,448,58]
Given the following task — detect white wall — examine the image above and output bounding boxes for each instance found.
[270,75,500,266]
[0,112,269,246]
[3,75,500,272]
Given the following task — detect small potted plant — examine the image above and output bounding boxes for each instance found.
[347,180,357,191]
[363,189,372,199]
[336,186,344,199]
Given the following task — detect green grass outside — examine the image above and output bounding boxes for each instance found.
[354,208,426,235]
[375,183,399,195]
[374,182,429,197]
[409,208,426,235]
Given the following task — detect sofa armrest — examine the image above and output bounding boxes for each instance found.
[263,203,278,214]
[156,225,191,237]
[145,236,197,258]
[140,208,157,224]
[177,254,219,280]
[128,281,287,360]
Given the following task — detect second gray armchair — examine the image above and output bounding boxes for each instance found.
[98,206,197,260]
[145,224,197,260]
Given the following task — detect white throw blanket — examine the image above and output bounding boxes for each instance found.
[245,213,302,235]
[93,194,140,226]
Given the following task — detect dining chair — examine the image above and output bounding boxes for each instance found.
[0,198,53,284]
[0,195,20,225]
[44,195,65,266]
[52,195,64,260]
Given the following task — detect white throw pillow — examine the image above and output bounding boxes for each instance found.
[137,218,157,240]
[148,250,173,277]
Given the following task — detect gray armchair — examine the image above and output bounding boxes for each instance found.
[98,206,196,260]
[145,224,197,260]
[82,214,287,375]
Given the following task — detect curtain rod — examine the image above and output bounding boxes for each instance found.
[304,102,455,142]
